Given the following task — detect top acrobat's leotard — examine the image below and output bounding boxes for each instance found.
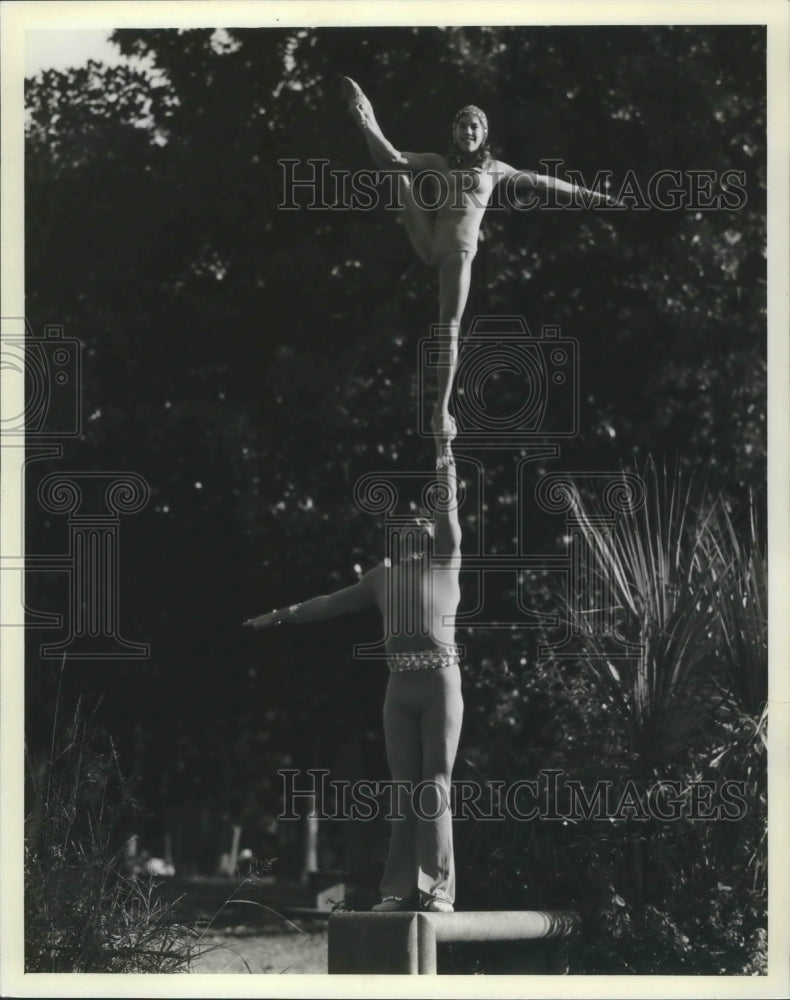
[430,166,496,262]
[429,164,539,264]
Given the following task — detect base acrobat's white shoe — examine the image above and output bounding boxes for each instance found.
[422,897,454,913]
[372,895,410,912]
[342,76,375,129]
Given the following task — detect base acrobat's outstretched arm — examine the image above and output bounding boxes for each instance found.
[244,571,379,630]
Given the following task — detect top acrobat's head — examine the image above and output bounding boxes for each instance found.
[449,105,491,167]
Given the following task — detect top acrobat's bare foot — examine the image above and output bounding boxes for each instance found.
[341,76,377,130]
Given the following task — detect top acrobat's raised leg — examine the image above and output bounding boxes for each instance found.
[341,76,437,268]
[341,77,459,444]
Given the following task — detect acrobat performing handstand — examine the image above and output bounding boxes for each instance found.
[245,428,463,913]
[341,76,616,443]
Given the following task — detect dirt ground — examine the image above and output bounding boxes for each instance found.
[153,876,332,974]
[189,924,328,974]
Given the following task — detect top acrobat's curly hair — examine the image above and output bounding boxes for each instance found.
[447,105,492,170]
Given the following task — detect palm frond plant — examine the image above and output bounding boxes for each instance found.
[548,459,767,968]
[552,458,726,911]
[702,492,767,724]
[454,459,767,970]
[697,492,767,897]
[562,457,723,777]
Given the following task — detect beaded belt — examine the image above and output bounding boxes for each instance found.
[387,647,461,672]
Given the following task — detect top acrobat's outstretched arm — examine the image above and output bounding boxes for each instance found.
[496,160,620,206]
[342,76,442,172]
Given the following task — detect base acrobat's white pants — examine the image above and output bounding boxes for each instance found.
[380,664,464,904]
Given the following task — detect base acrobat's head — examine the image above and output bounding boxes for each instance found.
[412,514,435,538]
[449,105,491,168]
[389,516,435,564]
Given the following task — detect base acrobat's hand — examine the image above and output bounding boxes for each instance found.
[243,610,280,630]
[432,412,457,468]
[432,411,457,442]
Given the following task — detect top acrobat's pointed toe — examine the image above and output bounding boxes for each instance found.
[341,76,374,128]
[341,76,364,104]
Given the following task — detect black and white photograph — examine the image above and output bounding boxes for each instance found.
[1,1,788,995]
